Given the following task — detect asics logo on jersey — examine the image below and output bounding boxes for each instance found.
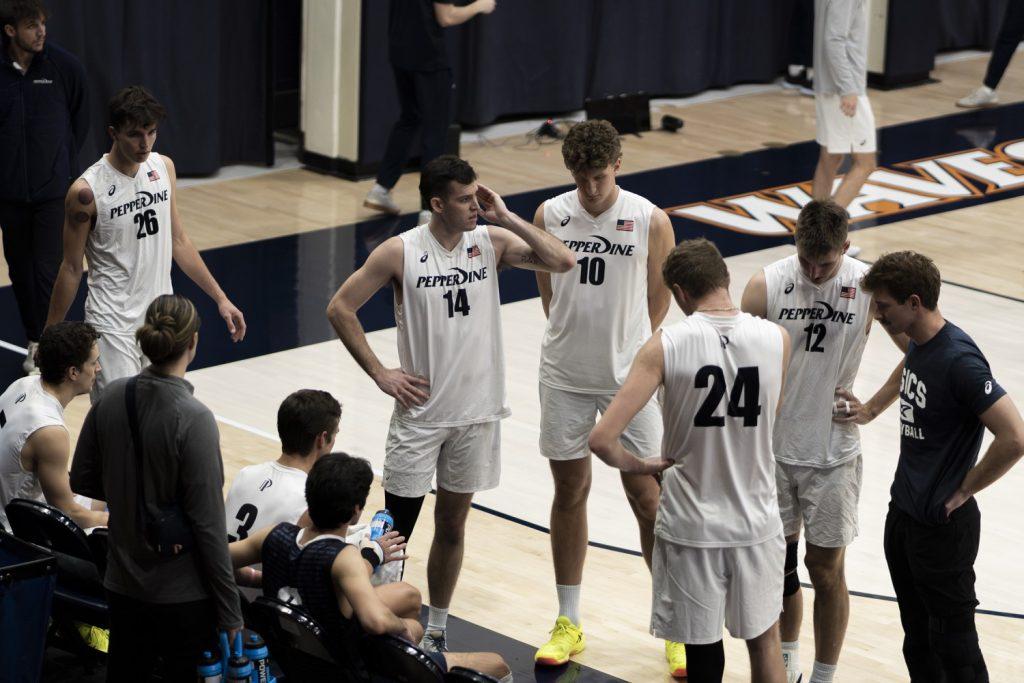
[561,235,635,256]
[109,189,169,219]
[107,184,116,196]
[15,394,26,404]
[784,282,795,294]
[560,216,571,226]
[258,478,273,492]
[420,252,429,263]
[777,300,857,324]
[985,380,993,395]
[415,266,489,288]
[900,398,915,424]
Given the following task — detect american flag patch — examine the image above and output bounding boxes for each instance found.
[616,219,634,232]
[147,169,160,182]
[840,286,856,299]
[466,245,481,258]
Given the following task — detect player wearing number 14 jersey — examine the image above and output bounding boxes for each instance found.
[327,155,574,652]
[741,200,906,683]
[46,86,246,399]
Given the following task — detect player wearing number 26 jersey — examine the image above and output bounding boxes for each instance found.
[47,86,246,400]
[591,238,790,682]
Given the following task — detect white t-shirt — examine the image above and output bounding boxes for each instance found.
[79,153,174,334]
[224,461,309,541]
[658,313,785,547]
[394,224,509,426]
[0,377,66,528]
[540,188,654,393]
[764,254,872,467]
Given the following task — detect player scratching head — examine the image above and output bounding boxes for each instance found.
[107,85,167,169]
[419,155,481,234]
[662,238,732,315]
[562,119,622,216]
[793,200,851,285]
[861,250,942,337]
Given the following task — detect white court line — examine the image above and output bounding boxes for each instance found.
[0,339,27,355]
[211,413,279,442]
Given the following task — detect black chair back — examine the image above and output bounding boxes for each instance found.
[445,667,500,682]
[250,596,368,682]
[4,499,102,587]
[363,634,446,682]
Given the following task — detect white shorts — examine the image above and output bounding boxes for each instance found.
[815,94,876,154]
[383,415,501,497]
[651,533,785,645]
[776,456,862,548]
[539,383,663,460]
[92,330,147,401]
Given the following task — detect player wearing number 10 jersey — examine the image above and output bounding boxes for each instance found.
[327,155,574,652]
[590,238,790,682]
[740,200,907,683]
[46,86,246,400]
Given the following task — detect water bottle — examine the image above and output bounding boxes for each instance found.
[243,631,272,683]
[197,650,222,682]
[226,653,253,683]
[369,509,394,541]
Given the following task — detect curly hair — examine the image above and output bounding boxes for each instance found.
[562,120,622,174]
[862,251,941,310]
[36,321,99,385]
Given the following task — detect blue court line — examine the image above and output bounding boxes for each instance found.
[462,496,1024,622]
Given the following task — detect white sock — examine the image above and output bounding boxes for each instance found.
[806,67,814,80]
[781,641,800,677]
[426,605,448,632]
[556,584,581,625]
[371,182,391,196]
[788,64,803,77]
[981,85,994,95]
[809,660,836,683]
[497,674,514,683]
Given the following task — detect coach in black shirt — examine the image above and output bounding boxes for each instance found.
[848,251,1024,682]
[363,0,495,218]
[1,1,88,373]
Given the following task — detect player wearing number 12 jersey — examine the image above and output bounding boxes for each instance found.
[327,155,574,652]
[741,200,907,683]
[591,238,790,683]
[46,86,246,399]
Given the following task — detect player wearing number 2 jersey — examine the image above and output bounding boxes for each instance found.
[327,155,574,652]
[46,86,246,399]
[741,200,907,683]
[591,238,790,683]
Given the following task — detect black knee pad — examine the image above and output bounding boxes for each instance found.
[930,614,989,682]
[684,640,725,683]
[783,541,801,597]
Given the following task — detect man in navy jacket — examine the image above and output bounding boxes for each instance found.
[1,0,88,374]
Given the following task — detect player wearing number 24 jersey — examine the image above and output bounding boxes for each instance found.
[46,86,246,400]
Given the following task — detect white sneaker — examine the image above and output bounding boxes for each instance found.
[956,86,998,109]
[22,341,39,375]
[363,183,401,215]
[418,629,448,653]
[417,210,432,226]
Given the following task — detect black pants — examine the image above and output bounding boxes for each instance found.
[106,591,218,682]
[984,0,1024,89]
[0,198,64,343]
[375,66,453,196]
[884,499,988,682]
[788,0,814,68]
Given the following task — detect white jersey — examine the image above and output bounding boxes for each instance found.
[395,224,509,427]
[540,188,654,393]
[80,153,174,333]
[0,377,66,527]
[658,313,784,547]
[764,254,872,467]
[224,461,308,542]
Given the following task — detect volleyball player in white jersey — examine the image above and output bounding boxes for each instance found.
[327,155,574,652]
[46,86,246,399]
[741,200,907,683]
[0,321,107,531]
[530,119,679,672]
[591,238,789,683]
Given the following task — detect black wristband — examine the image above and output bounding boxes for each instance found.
[361,546,382,569]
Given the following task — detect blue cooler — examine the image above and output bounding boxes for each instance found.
[0,530,57,683]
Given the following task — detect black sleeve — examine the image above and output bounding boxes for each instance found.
[69,402,104,500]
[67,54,89,153]
[950,351,1006,417]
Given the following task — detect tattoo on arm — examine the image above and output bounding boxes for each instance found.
[519,251,541,265]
